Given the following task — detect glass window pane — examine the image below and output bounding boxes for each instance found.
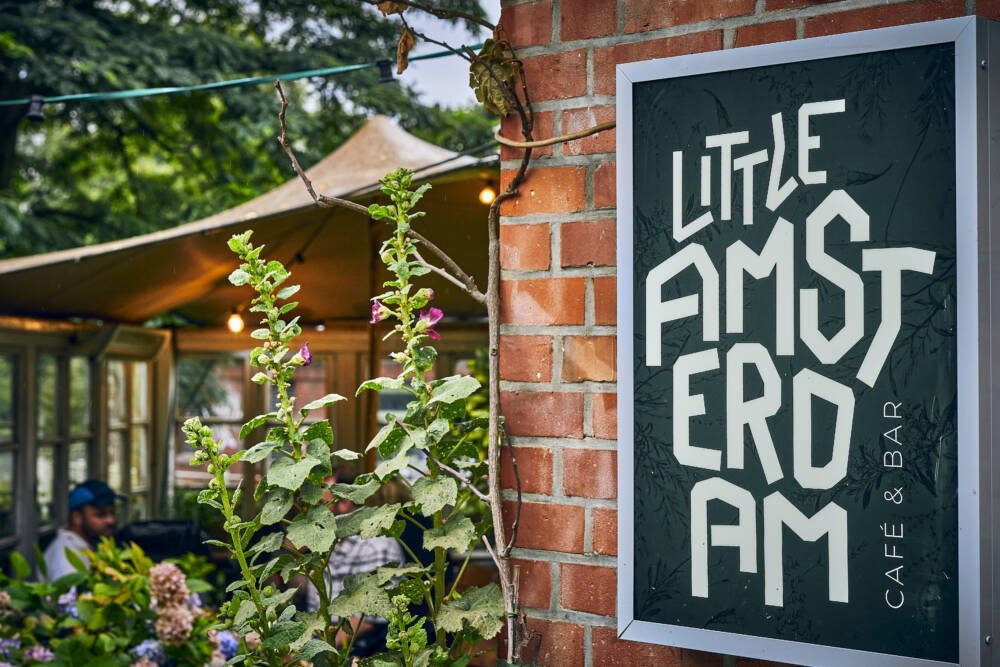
[108,360,127,425]
[0,356,14,443]
[130,494,147,522]
[69,440,89,485]
[176,357,244,419]
[270,360,327,421]
[108,431,124,491]
[0,451,14,538]
[130,426,148,491]
[70,357,91,435]
[131,363,149,421]
[37,354,59,439]
[36,444,55,524]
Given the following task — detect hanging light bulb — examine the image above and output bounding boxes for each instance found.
[478,185,497,205]
[227,312,245,333]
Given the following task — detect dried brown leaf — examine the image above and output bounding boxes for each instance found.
[377,1,407,15]
[396,28,415,74]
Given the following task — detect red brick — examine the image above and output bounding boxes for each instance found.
[595,32,721,95]
[593,508,618,555]
[594,276,617,325]
[511,558,551,609]
[500,110,554,160]
[503,500,585,553]
[500,278,586,325]
[561,0,617,41]
[735,20,798,48]
[766,0,843,9]
[804,0,964,37]
[561,219,616,267]
[593,162,616,210]
[500,224,550,271]
[500,0,553,48]
[504,618,584,667]
[560,563,616,616]
[501,166,586,216]
[593,392,617,440]
[501,391,584,438]
[522,49,587,102]
[978,0,1000,20]
[625,0,754,33]
[500,334,553,382]
[591,626,682,666]
[562,335,616,382]
[563,448,617,498]
[563,106,616,156]
[501,446,553,495]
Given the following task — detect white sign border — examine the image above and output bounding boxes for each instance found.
[615,16,990,667]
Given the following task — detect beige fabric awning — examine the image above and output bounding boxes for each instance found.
[0,116,496,325]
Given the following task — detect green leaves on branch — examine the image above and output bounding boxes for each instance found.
[286,505,338,553]
[423,514,477,553]
[436,584,505,640]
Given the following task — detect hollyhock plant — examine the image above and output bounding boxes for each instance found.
[417,306,443,340]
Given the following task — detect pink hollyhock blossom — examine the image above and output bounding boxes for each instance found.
[418,307,443,340]
[370,299,387,324]
[299,342,311,366]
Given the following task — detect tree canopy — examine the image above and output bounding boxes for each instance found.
[0,0,495,259]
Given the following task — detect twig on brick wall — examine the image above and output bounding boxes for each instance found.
[495,120,617,148]
[408,229,485,303]
[501,424,522,556]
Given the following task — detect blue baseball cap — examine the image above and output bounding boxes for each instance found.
[69,480,125,511]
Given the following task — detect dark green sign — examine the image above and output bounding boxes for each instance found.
[624,42,960,663]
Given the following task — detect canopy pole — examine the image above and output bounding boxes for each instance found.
[364,219,379,474]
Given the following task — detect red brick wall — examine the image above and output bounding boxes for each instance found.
[496,1,996,665]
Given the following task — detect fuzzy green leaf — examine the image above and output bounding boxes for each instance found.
[299,480,325,504]
[267,456,321,491]
[297,638,336,661]
[248,531,283,555]
[436,583,504,639]
[356,376,405,395]
[303,420,333,445]
[335,504,400,539]
[240,413,277,439]
[328,565,423,619]
[261,488,294,525]
[287,505,338,552]
[428,376,480,405]
[300,393,347,414]
[233,598,256,626]
[242,440,283,464]
[423,514,476,553]
[374,435,413,479]
[329,478,380,504]
[410,476,458,517]
[333,448,361,461]
[228,268,251,286]
[276,285,300,299]
[261,620,307,651]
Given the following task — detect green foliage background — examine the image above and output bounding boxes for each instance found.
[0,0,496,259]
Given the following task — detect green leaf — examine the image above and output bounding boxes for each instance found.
[277,285,300,299]
[333,448,361,461]
[366,421,404,454]
[65,548,89,573]
[10,551,30,579]
[287,505,338,553]
[248,531,283,555]
[300,393,347,414]
[240,413,277,439]
[226,579,248,593]
[261,488,294,525]
[411,476,458,517]
[303,420,333,445]
[374,435,413,479]
[242,440,283,464]
[328,565,422,619]
[426,417,450,446]
[228,268,251,286]
[267,456,321,491]
[233,598,256,626]
[356,376,405,395]
[436,583,504,639]
[329,478,381,504]
[413,345,436,372]
[250,328,271,340]
[423,514,476,553]
[261,620,307,651]
[299,480,325,504]
[335,504,400,540]
[428,376,481,405]
[297,639,336,661]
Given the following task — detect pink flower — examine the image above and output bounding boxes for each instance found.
[0,591,9,608]
[149,562,189,611]
[299,342,311,366]
[370,299,386,324]
[418,307,443,340]
[155,606,194,645]
[427,288,434,301]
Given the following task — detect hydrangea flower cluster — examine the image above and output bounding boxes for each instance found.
[23,645,54,661]
[148,562,194,646]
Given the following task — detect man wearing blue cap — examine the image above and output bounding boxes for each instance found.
[42,479,123,580]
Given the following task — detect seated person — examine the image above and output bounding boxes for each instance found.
[42,480,122,581]
[305,472,405,658]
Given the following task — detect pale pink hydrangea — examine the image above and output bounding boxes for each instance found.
[24,645,55,661]
[130,659,157,667]
[149,562,189,611]
[154,605,193,645]
[0,591,9,608]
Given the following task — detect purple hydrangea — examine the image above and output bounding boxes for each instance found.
[132,638,166,664]
[0,638,20,660]
[216,631,238,660]
[23,645,54,662]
